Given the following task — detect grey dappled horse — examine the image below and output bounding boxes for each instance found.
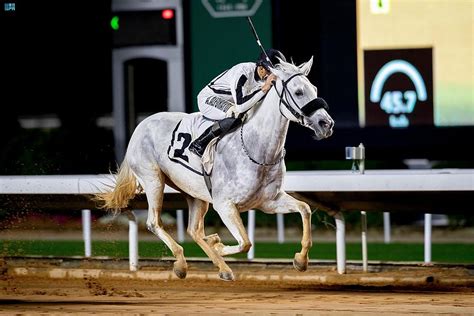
[96,58,334,281]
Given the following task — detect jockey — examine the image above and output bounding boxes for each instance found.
[189,48,287,158]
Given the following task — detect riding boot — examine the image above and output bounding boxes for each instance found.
[218,116,243,133]
[189,117,243,158]
[188,123,222,157]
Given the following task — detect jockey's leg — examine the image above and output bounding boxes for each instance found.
[218,115,243,133]
[186,197,234,281]
[137,170,188,279]
[189,116,243,157]
[188,123,220,157]
[212,201,252,257]
[258,192,312,272]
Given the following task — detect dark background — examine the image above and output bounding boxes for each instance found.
[1,0,473,175]
[0,0,114,174]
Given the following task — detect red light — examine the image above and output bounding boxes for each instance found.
[162,9,174,20]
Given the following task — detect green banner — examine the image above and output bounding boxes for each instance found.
[190,0,272,111]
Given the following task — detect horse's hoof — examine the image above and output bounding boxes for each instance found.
[293,254,308,272]
[173,267,187,279]
[173,262,187,279]
[219,271,235,281]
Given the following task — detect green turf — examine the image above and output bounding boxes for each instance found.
[1,240,473,263]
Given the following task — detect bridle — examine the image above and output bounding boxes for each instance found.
[240,71,326,167]
[274,73,328,126]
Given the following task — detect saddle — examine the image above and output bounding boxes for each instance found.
[167,113,217,176]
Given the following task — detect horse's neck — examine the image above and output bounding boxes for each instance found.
[244,88,289,162]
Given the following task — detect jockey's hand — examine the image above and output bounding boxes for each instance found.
[261,73,277,93]
[225,105,237,118]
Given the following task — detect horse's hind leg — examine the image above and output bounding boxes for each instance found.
[186,197,234,281]
[138,170,188,279]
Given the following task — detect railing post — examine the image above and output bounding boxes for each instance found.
[334,212,346,274]
[277,213,285,244]
[176,209,185,243]
[128,210,138,271]
[424,213,432,263]
[383,212,391,243]
[346,143,366,273]
[81,209,91,257]
[361,211,368,272]
[247,210,255,260]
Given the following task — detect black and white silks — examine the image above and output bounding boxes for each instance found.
[197,62,266,120]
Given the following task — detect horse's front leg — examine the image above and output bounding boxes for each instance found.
[259,192,312,272]
[212,200,252,257]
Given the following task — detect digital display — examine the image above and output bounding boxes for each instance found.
[364,48,434,128]
[112,10,176,47]
[357,0,473,127]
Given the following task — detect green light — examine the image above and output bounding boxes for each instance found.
[110,16,119,31]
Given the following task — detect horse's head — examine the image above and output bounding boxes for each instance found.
[271,57,334,140]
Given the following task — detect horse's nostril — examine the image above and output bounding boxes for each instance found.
[318,120,328,128]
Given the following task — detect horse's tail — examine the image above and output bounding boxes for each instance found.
[94,158,138,214]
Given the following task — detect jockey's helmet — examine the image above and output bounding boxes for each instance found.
[256,49,286,70]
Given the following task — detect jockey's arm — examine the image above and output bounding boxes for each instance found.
[261,73,277,92]
[231,73,276,114]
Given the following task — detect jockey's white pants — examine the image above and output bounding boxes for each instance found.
[197,87,235,121]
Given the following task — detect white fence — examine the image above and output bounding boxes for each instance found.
[1,169,473,272]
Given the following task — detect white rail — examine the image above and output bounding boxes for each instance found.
[1,169,473,272]
[1,169,473,194]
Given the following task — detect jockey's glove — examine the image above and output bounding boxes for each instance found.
[225,105,237,118]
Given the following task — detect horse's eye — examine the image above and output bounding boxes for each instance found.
[295,89,304,97]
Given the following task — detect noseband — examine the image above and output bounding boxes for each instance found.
[274,73,328,125]
[240,72,328,167]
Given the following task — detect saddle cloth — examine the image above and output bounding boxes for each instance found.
[167,113,216,176]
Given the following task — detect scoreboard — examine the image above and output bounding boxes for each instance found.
[357,0,473,128]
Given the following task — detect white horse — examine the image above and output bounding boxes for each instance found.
[95,58,334,281]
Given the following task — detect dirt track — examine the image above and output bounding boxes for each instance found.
[1,275,474,315]
[2,257,474,316]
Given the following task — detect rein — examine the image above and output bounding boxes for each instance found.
[240,71,325,166]
[240,123,286,166]
[275,73,306,125]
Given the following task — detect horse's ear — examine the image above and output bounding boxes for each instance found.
[299,56,314,76]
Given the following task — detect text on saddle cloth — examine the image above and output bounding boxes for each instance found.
[167,113,216,176]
